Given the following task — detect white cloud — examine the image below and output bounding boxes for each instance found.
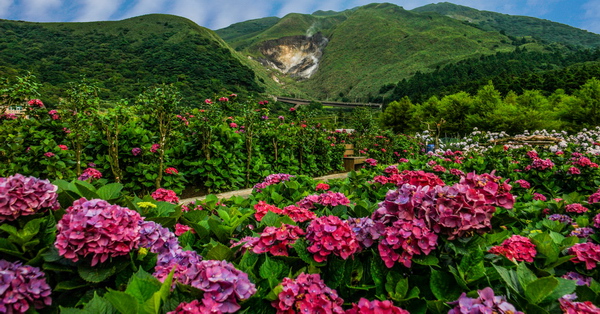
[0,0,13,17]
[167,0,210,26]
[123,0,168,19]
[75,0,125,21]
[208,0,273,29]
[582,0,600,33]
[20,0,63,21]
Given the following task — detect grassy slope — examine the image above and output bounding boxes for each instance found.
[412,2,600,48]
[299,3,515,99]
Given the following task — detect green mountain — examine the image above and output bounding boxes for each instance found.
[0,14,272,106]
[217,2,600,101]
[412,2,600,48]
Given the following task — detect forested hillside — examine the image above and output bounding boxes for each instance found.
[0,14,267,105]
[380,47,600,103]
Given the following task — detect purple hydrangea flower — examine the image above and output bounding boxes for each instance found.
[346,217,384,249]
[448,287,523,314]
[253,173,294,192]
[132,147,142,156]
[548,214,572,224]
[0,173,59,222]
[0,260,52,313]
[562,272,592,286]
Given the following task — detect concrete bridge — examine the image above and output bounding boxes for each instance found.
[275,96,382,109]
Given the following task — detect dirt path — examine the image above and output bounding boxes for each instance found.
[178,172,350,205]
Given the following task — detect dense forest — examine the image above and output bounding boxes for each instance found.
[378,47,600,103]
[381,78,600,135]
[0,16,265,106]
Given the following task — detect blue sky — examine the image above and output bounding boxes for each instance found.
[0,0,598,34]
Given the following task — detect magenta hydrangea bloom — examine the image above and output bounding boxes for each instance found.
[253,173,295,192]
[533,193,547,201]
[489,235,537,262]
[233,224,305,256]
[593,213,600,228]
[448,287,523,314]
[131,147,142,156]
[569,242,600,270]
[253,200,282,221]
[77,167,102,181]
[296,191,350,209]
[566,203,589,214]
[0,260,52,313]
[364,158,378,166]
[156,257,256,313]
[151,188,179,204]
[272,273,344,313]
[514,179,531,189]
[378,218,438,268]
[559,293,600,313]
[0,174,59,222]
[55,198,142,266]
[281,205,316,222]
[570,227,595,239]
[346,298,409,314]
[589,189,600,204]
[306,215,359,262]
[459,171,515,209]
[167,299,207,313]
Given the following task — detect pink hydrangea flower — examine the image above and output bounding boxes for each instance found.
[253,200,282,221]
[378,218,438,268]
[174,223,194,236]
[150,143,160,153]
[43,152,55,158]
[58,144,68,150]
[131,147,142,156]
[151,188,179,204]
[55,198,142,266]
[272,273,344,313]
[569,242,600,270]
[489,235,536,262]
[253,173,295,192]
[566,203,589,214]
[315,183,330,191]
[164,167,179,175]
[281,205,316,223]
[346,298,409,314]
[533,193,547,201]
[514,179,531,189]
[559,293,600,313]
[0,173,59,222]
[306,215,359,262]
[364,158,377,166]
[78,167,102,181]
[233,224,305,256]
[28,99,44,107]
[296,191,350,209]
[0,260,52,313]
[568,167,581,175]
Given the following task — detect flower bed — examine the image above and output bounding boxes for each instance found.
[4,131,600,313]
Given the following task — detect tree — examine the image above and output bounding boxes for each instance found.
[381,96,414,133]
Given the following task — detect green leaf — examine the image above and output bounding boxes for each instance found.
[104,290,139,314]
[142,268,174,314]
[73,180,100,199]
[271,191,284,204]
[260,211,282,227]
[412,254,439,266]
[177,231,196,248]
[543,278,576,304]
[125,269,162,305]
[517,263,537,289]
[78,263,118,283]
[370,257,387,298]
[259,256,285,280]
[430,268,462,301]
[531,232,559,266]
[55,280,90,291]
[205,243,233,261]
[524,277,558,304]
[96,183,123,200]
[492,264,521,295]
[293,239,325,267]
[325,257,346,289]
[83,293,117,314]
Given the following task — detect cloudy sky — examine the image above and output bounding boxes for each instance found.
[0,0,598,34]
